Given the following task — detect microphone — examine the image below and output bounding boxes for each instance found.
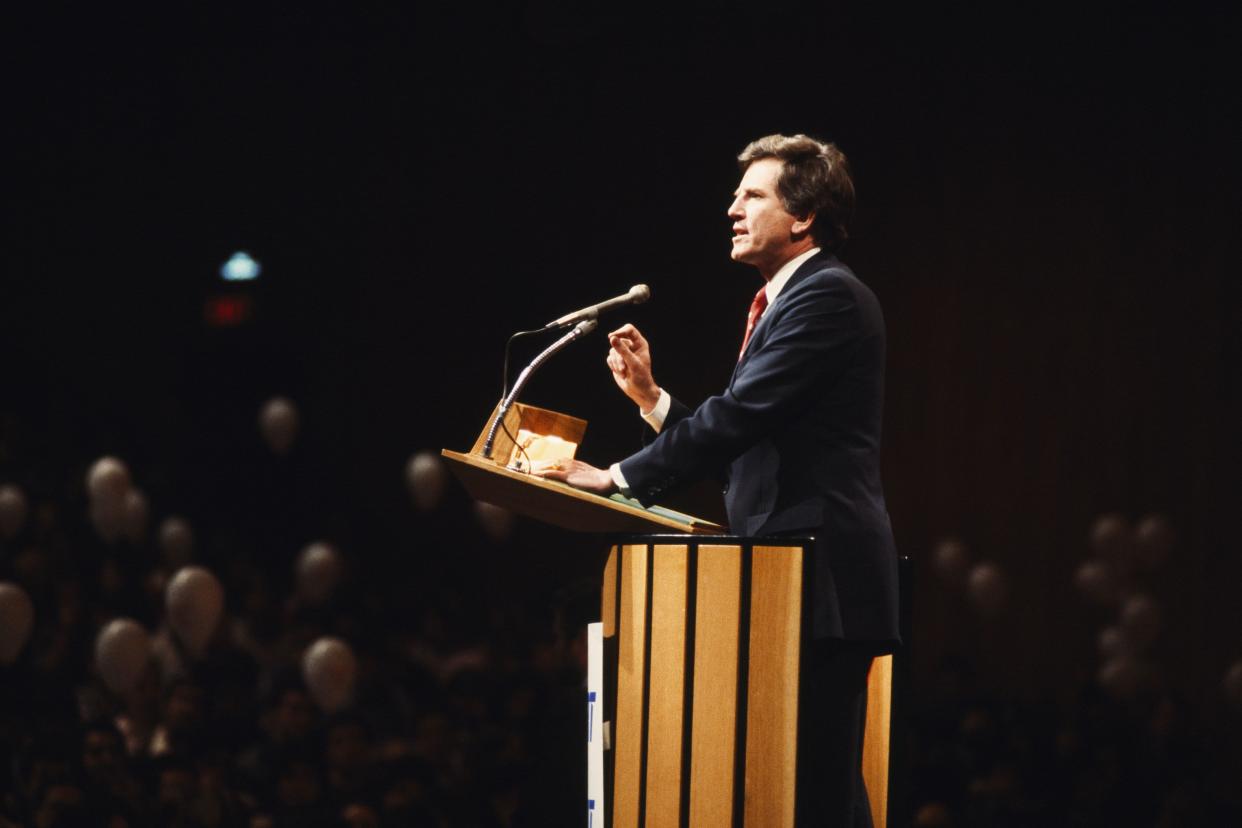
[545,284,650,329]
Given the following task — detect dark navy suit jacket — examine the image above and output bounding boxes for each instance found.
[618,251,899,645]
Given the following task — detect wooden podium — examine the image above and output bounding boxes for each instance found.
[443,402,724,535]
[442,404,893,828]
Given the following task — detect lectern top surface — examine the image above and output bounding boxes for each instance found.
[441,449,724,535]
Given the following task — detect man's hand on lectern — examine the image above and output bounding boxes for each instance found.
[533,458,617,495]
[607,324,660,412]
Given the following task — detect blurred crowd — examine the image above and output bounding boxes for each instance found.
[0,402,591,828]
[906,525,1242,826]
[2,400,1241,827]
[905,656,1242,826]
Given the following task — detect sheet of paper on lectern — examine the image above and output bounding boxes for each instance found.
[508,429,578,473]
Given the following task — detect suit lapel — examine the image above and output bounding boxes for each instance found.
[736,251,838,366]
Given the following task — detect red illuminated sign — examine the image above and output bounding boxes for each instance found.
[204,294,254,327]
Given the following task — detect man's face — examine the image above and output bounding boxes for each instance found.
[728,157,809,276]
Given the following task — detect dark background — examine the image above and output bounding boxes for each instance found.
[5,1,1239,706]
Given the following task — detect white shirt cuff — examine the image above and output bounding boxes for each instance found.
[609,463,631,496]
[640,389,671,432]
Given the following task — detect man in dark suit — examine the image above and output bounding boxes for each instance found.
[539,134,898,826]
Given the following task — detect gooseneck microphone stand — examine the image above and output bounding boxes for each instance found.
[480,317,598,460]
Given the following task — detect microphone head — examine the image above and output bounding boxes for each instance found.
[630,284,651,304]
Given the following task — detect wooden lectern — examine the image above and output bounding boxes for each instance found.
[443,404,894,828]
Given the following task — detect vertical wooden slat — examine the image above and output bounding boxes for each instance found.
[743,545,803,828]
[644,545,690,827]
[601,544,620,827]
[688,545,743,827]
[602,545,619,638]
[862,654,893,828]
[613,543,650,828]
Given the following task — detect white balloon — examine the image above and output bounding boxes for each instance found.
[87,456,131,504]
[89,497,127,544]
[966,562,1006,615]
[158,517,194,568]
[1119,593,1161,650]
[932,537,969,583]
[1097,625,1135,659]
[0,485,29,540]
[1089,512,1133,567]
[474,501,514,542]
[1073,559,1117,605]
[1098,656,1143,699]
[0,582,35,665]
[165,566,224,657]
[296,542,342,606]
[302,637,357,714]
[94,619,151,695]
[1133,514,1175,570]
[258,397,300,455]
[121,489,149,544]
[405,451,447,512]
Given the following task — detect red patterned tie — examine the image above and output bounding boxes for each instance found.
[738,285,769,360]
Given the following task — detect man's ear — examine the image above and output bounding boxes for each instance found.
[791,212,815,238]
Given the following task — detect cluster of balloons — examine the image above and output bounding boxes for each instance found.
[0,484,29,540]
[89,546,359,711]
[91,565,227,696]
[259,397,300,455]
[1074,512,1174,699]
[931,536,1008,616]
[84,455,197,569]
[1076,513,1173,602]
[85,456,150,544]
[9,399,383,724]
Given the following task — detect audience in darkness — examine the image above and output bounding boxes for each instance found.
[1,408,1239,827]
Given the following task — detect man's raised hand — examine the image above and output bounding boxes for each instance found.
[607,324,660,412]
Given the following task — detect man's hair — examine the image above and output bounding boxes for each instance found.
[737,134,855,251]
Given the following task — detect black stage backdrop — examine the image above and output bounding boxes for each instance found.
[4,3,1239,701]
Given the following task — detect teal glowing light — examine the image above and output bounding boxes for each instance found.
[220,251,261,282]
